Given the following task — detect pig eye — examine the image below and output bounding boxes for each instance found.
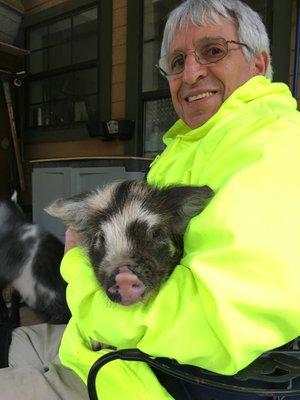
[151,227,166,240]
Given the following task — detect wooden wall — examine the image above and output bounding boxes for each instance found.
[112,0,127,120]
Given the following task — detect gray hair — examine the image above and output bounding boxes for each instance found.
[161,0,273,80]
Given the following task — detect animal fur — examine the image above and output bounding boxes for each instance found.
[46,180,213,306]
[0,193,70,323]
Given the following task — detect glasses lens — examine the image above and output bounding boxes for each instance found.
[159,52,185,76]
[196,38,228,64]
[158,38,230,76]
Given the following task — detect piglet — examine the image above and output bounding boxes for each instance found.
[46,180,213,305]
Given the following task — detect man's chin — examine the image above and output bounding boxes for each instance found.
[182,104,223,129]
[184,114,214,129]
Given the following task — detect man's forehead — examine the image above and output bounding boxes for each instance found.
[171,35,227,52]
[170,19,238,50]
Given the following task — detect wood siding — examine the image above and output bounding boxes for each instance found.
[112,0,127,119]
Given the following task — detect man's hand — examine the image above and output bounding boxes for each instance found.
[64,228,81,253]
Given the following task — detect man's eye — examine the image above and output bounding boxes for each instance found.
[170,54,185,71]
[203,45,225,59]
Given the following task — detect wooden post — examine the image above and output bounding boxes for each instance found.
[2,80,26,192]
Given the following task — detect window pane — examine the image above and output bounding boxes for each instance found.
[74,100,88,122]
[29,80,49,104]
[43,104,51,127]
[29,26,48,50]
[73,8,98,63]
[26,6,100,131]
[142,0,181,92]
[29,81,43,104]
[49,43,71,70]
[29,104,43,127]
[73,34,97,63]
[143,0,160,41]
[29,104,50,127]
[143,0,177,41]
[144,98,177,156]
[29,50,47,74]
[49,17,71,46]
[50,73,73,100]
[142,41,165,92]
[73,8,97,29]
[243,0,269,25]
[74,94,97,122]
[73,68,98,96]
[51,100,73,126]
[84,94,98,121]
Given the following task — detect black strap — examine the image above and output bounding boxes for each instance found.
[87,344,300,400]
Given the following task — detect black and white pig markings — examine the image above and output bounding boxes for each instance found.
[0,193,70,323]
[46,181,213,306]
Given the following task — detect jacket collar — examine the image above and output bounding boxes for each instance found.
[163,76,295,145]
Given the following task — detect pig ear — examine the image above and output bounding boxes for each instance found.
[163,185,214,234]
[45,191,94,230]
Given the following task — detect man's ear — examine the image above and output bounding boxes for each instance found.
[253,51,269,76]
[162,185,214,234]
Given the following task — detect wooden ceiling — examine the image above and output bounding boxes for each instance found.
[0,0,67,13]
[0,0,23,12]
[22,0,66,12]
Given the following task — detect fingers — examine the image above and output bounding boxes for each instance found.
[64,228,80,253]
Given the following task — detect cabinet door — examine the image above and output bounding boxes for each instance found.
[71,167,127,194]
[32,167,72,242]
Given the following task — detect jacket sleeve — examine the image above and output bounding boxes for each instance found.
[60,131,300,377]
[59,317,173,400]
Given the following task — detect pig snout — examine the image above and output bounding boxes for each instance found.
[107,266,145,305]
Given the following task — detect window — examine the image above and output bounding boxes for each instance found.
[26,5,99,133]
[140,0,273,156]
[142,0,180,156]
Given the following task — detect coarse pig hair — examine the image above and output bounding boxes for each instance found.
[46,180,213,306]
[0,192,70,323]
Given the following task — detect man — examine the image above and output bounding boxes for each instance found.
[1,0,300,399]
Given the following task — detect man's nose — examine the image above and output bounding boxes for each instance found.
[182,53,208,85]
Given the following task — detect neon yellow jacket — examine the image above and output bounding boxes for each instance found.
[59,76,300,399]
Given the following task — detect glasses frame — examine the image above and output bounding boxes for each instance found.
[156,39,252,77]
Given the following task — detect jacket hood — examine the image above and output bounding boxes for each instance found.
[163,76,297,145]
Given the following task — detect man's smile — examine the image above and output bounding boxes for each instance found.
[185,91,218,103]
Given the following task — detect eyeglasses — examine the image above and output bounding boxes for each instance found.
[156,37,251,77]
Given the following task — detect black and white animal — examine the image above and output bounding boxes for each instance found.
[0,192,70,323]
[46,180,213,306]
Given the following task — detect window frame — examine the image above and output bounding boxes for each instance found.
[23,0,112,143]
[126,0,174,157]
